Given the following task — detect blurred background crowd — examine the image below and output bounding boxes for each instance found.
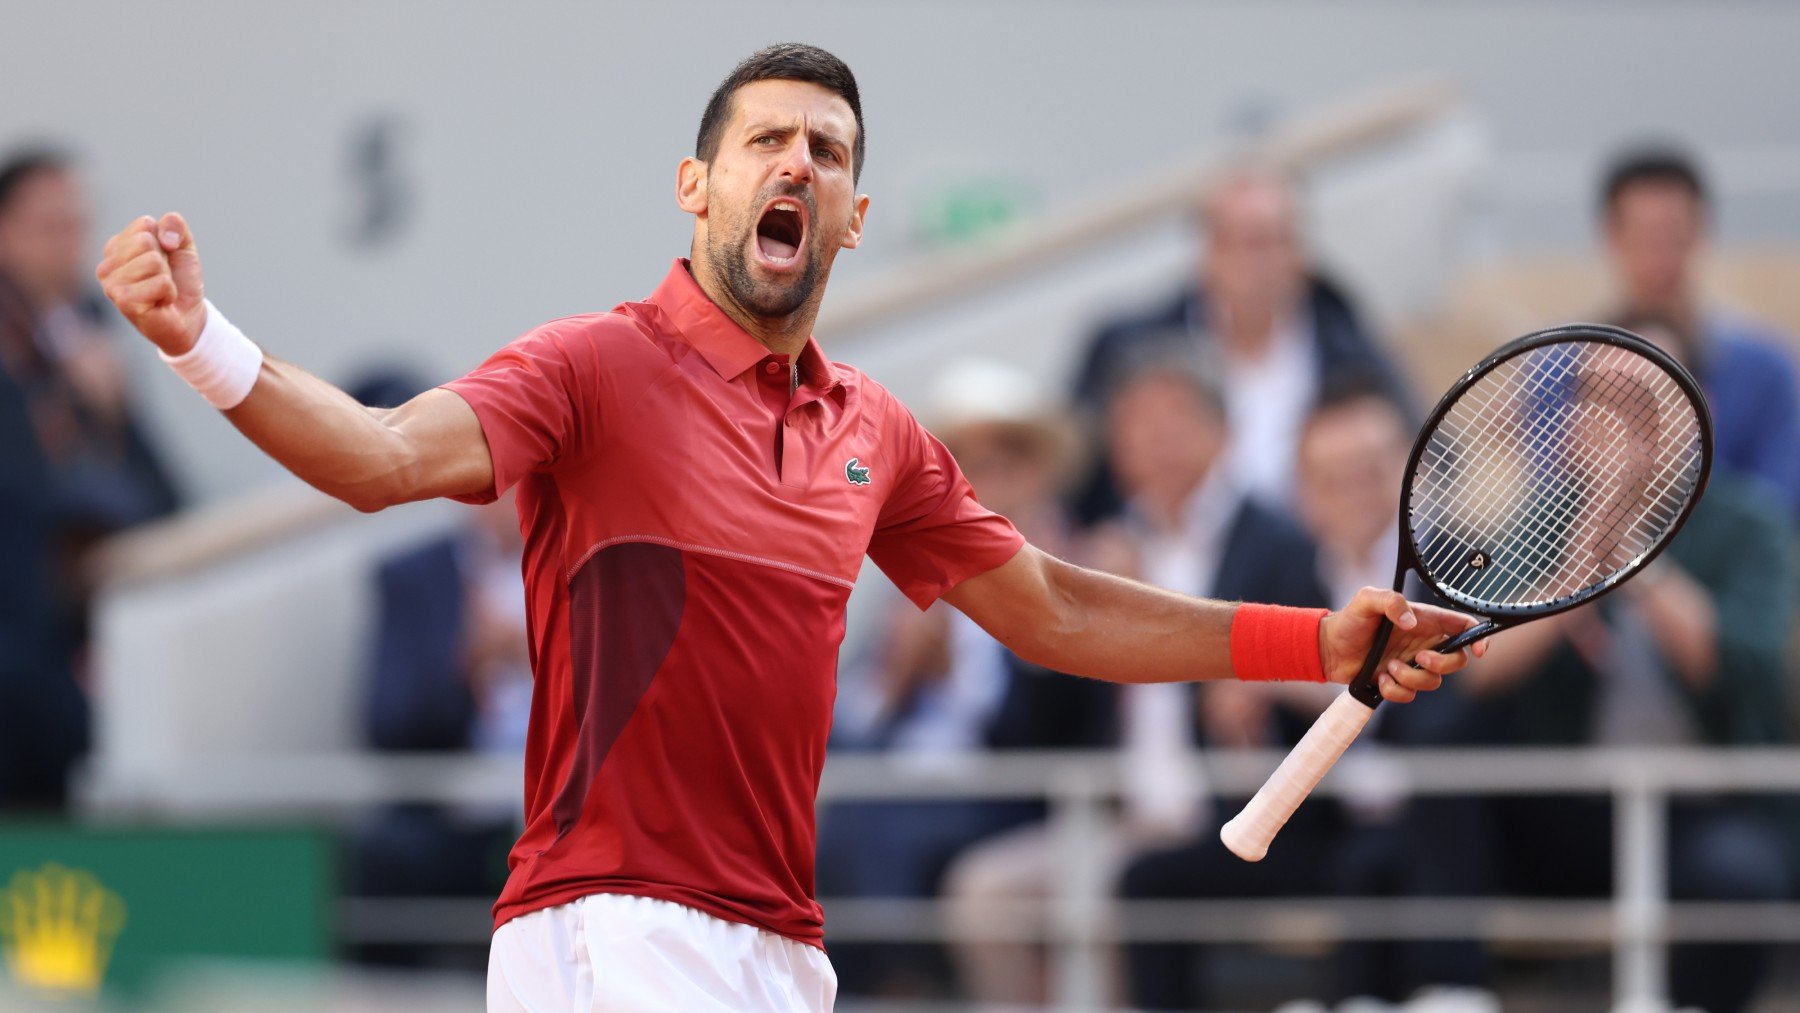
[5,3,1800,1011]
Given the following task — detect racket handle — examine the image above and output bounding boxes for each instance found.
[1220,691,1375,862]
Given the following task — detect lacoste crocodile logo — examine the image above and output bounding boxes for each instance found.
[845,457,872,486]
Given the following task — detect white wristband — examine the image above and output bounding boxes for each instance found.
[159,298,265,410]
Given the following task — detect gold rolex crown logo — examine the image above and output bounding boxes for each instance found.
[0,862,127,997]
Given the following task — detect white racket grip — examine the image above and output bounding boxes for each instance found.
[1221,691,1374,861]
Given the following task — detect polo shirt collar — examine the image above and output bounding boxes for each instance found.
[652,259,841,392]
[795,333,838,391]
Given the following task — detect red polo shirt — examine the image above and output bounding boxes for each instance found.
[441,259,1024,946]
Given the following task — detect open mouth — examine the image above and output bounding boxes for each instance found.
[754,198,807,267]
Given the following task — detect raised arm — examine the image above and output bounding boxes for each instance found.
[96,213,493,511]
[941,543,1480,700]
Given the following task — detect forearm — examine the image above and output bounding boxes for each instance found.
[225,357,442,511]
[978,553,1238,684]
[946,544,1478,700]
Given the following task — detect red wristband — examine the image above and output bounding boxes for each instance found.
[1230,604,1331,683]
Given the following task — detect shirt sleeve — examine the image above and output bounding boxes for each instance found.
[439,322,588,504]
[867,397,1025,609]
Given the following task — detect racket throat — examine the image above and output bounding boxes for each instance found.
[1434,618,1500,656]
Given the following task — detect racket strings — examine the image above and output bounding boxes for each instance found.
[1540,354,1699,592]
[1411,394,1598,600]
[1425,348,1696,603]
[1410,341,1704,610]
[1417,365,1625,592]
[1442,360,1688,604]
[1429,363,1691,602]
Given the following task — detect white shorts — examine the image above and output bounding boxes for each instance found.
[486,893,837,1012]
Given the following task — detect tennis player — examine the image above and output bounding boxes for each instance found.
[96,43,1478,1013]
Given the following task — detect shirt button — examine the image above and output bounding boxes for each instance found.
[764,362,781,375]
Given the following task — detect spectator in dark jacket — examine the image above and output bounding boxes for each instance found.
[0,150,179,809]
[1464,320,1796,1013]
[1071,167,1410,521]
[1598,144,1800,518]
[346,374,531,966]
[349,490,531,966]
[0,150,181,544]
[0,295,87,809]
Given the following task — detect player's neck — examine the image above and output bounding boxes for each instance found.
[689,260,819,359]
[727,302,816,360]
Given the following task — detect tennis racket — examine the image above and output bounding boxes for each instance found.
[1220,323,1712,861]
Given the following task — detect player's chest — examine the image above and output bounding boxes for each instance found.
[564,369,885,581]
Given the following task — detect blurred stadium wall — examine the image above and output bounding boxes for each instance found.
[6,1,1800,501]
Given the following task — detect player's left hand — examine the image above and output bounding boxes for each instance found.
[1318,587,1485,703]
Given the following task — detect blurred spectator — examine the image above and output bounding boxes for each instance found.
[0,150,180,537]
[0,149,180,809]
[1071,166,1410,520]
[1295,375,1498,1005]
[1054,354,1337,1011]
[1598,144,1800,517]
[817,358,1110,999]
[1294,374,1409,607]
[0,268,86,808]
[1464,321,1797,1013]
[349,374,528,967]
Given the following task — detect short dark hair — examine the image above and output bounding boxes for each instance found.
[695,43,865,185]
[1312,368,1407,419]
[1303,368,1412,447]
[1104,337,1228,421]
[1600,144,1707,219]
[0,148,73,217]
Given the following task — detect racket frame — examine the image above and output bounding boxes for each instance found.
[1343,323,1713,708]
[1224,324,1712,861]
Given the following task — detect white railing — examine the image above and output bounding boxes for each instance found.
[82,746,1800,1011]
[819,748,1800,1012]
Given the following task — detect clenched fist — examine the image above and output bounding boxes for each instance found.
[95,212,206,356]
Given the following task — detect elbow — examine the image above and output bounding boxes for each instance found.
[335,437,424,513]
[1007,631,1060,673]
[1009,562,1084,674]
[328,474,408,514]
[344,493,392,515]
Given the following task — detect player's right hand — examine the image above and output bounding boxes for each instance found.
[96,212,207,356]
[1319,587,1486,703]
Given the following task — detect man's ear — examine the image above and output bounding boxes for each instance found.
[840,193,871,251]
[676,157,708,215]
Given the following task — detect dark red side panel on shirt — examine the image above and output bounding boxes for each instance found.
[497,549,846,944]
[551,541,686,840]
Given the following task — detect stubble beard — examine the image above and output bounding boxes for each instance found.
[708,187,826,322]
